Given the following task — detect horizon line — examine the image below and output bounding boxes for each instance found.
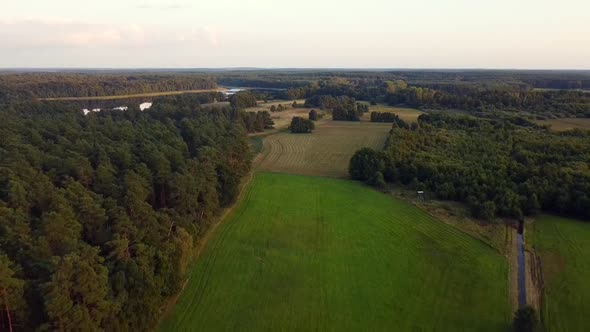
[2,67,590,72]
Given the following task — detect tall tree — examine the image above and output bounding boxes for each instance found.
[0,254,24,332]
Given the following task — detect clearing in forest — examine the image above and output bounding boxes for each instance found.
[247,99,311,130]
[255,120,391,177]
[160,172,510,331]
[527,215,590,331]
[534,118,590,131]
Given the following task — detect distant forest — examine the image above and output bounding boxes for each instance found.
[0,73,217,104]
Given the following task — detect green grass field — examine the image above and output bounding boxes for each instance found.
[161,172,509,331]
[529,215,590,331]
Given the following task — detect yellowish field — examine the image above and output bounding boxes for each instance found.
[247,99,321,131]
[534,118,590,131]
[367,104,424,123]
[255,121,392,177]
[38,88,227,101]
[267,108,320,130]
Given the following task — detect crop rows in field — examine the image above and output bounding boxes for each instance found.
[256,121,392,177]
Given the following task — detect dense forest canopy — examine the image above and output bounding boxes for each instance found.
[0,98,254,330]
[350,113,590,221]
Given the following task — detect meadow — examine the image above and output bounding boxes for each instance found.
[528,215,590,331]
[160,172,510,331]
[256,121,391,177]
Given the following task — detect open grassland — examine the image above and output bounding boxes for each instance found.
[366,104,424,123]
[247,100,312,129]
[534,118,590,131]
[256,121,391,177]
[37,88,226,101]
[266,108,315,130]
[528,215,590,331]
[160,172,510,331]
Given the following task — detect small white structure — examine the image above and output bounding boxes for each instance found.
[224,88,244,96]
[82,103,152,116]
[82,108,102,115]
[140,102,153,111]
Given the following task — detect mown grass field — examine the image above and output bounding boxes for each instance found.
[160,172,509,331]
[255,121,391,177]
[528,215,590,331]
[534,118,590,131]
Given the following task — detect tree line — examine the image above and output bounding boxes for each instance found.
[0,73,218,104]
[370,112,409,128]
[285,77,589,119]
[0,97,254,330]
[290,117,315,133]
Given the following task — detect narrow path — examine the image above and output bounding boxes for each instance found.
[517,225,527,308]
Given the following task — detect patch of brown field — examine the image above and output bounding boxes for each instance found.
[536,251,566,285]
[534,118,590,131]
[508,228,519,312]
[255,120,391,177]
[525,250,543,312]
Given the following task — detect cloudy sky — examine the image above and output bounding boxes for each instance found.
[1,0,589,69]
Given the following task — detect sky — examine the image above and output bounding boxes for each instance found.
[0,0,589,69]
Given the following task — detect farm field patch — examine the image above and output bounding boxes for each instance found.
[256,121,391,177]
[528,215,590,331]
[160,172,510,331]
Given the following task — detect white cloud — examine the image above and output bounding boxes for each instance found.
[0,19,219,49]
[137,3,190,10]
